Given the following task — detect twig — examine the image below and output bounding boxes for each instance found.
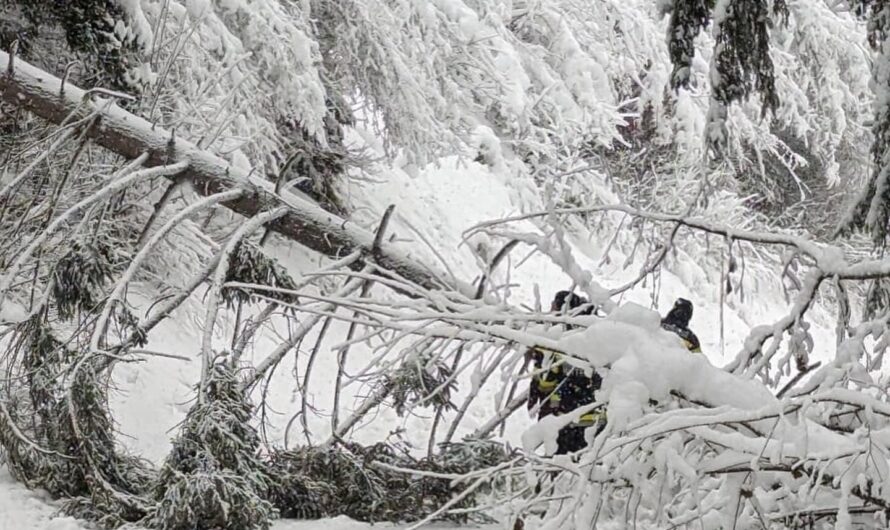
[298,315,334,446]
[241,279,364,391]
[403,458,521,530]
[5,39,17,76]
[134,180,181,248]
[0,161,190,311]
[200,207,287,399]
[776,361,822,399]
[332,205,395,434]
[92,189,243,354]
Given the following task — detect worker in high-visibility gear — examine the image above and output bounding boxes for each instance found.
[527,294,702,455]
[527,291,605,454]
[661,298,702,353]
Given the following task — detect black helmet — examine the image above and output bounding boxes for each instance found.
[551,290,591,314]
[664,298,693,327]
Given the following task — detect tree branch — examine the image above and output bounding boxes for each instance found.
[0,51,468,295]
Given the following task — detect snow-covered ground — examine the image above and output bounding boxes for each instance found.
[275,519,496,530]
[0,464,497,530]
[0,126,837,527]
[0,467,84,530]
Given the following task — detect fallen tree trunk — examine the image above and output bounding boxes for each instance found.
[0,50,467,295]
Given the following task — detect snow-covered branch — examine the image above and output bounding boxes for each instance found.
[0,50,470,295]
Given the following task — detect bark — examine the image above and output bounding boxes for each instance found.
[0,51,468,295]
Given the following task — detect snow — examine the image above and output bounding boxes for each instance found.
[82,114,835,467]
[0,7,861,524]
[185,0,212,19]
[0,115,844,525]
[0,467,86,530]
[114,0,154,49]
[0,471,496,530]
[549,303,778,435]
[275,517,494,530]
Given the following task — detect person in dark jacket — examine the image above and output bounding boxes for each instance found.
[661,298,701,353]
[527,291,605,454]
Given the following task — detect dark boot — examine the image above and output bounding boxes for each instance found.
[556,425,588,454]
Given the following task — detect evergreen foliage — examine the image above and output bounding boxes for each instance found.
[10,0,143,91]
[277,96,353,215]
[221,241,300,309]
[846,2,890,243]
[5,315,152,527]
[55,365,154,528]
[705,0,784,155]
[666,0,712,89]
[148,361,276,530]
[837,1,890,316]
[3,315,70,493]
[712,0,780,112]
[266,439,511,523]
[3,0,890,528]
[387,354,456,417]
[52,239,114,321]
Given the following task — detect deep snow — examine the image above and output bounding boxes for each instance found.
[0,125,837,527]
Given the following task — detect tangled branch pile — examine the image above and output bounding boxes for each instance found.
[7,1,890,529]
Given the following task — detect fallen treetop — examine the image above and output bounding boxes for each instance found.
[0,50,470,295]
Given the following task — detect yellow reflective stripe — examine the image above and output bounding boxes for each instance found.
[682,339,702,354]
[578,410,607,425]
[534,346,562,356]
[537,377,557,390]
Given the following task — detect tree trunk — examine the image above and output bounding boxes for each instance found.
[0,50,467,295]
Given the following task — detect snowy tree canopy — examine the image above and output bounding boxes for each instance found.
[4,1,890,529]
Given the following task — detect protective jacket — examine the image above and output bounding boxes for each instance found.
[527,323,700,452]
[527,348,605,425]
[527,298,702,455]
[660,298,701,354]
[661,321,701,353]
